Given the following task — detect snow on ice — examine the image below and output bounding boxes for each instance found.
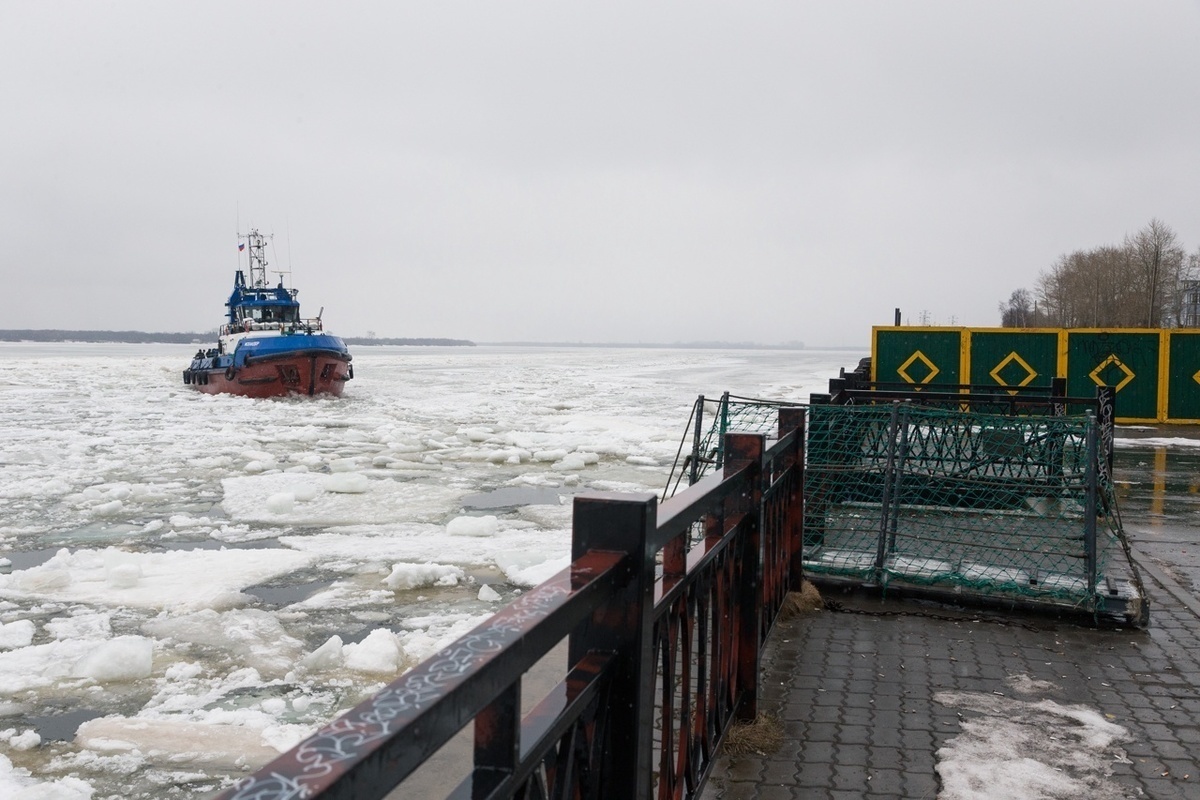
[0,343,855,797]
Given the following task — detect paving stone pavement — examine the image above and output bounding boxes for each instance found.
[699,562,1200,799]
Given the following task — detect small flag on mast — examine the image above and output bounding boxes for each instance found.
[238,243,245,251]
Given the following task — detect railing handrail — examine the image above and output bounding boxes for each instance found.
[214,549,628,800]
[213,408,808,800]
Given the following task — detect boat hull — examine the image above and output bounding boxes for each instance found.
[184,351,352,398]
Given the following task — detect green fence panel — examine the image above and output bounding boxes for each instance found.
[1066,331,1161,421]
[1167,331,1200,422]
[873,328,961,387]
[968,330,1059,390]
[803,404,1120,610]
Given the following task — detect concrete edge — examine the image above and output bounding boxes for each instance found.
[1127,542,1200,621]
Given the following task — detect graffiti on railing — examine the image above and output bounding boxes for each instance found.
[217,412,808,800]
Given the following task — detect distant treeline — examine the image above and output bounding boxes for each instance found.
[486,340,806,350]
[342,337,476,347]
[0,329,211,343]
[998,218,1199,328]
[0,330,476,346]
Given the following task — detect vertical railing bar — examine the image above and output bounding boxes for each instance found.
[1084,413,1099,606]
[778,407,807,591]
[472,684,521,799]
[1096,386,1115,486]
[689,395,705,486]
[569,492,658,800]
[876,402,901,582]
[723,431,764,722]
[716,392,730,472]
[887,406,911,556]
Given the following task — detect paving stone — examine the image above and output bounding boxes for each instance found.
[867,724,903,749]
[1175,726,1200,744]
[864,768,903,796]
[793,761,834,788]
[757,761,796,789]
[799,740,836,764]
[901,770,940,799]
[833,743,868,767]
[865,746,903,771]
[804,723,838,744]
[1135,778,1189,799]
[839,708,872,727]
[722,755,766,782]
[830,763,869,793]
[810,704,841,723]
[700,555,1200,798]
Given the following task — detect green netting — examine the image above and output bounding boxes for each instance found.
[679,397,1133,616]
[690,395,788,478]
[804,404,1120,610]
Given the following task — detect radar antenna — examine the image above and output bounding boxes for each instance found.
[239,229,272,289]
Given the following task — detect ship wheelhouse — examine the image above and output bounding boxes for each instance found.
[224,266,311,334]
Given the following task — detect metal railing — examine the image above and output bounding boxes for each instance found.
[213,408,806,800]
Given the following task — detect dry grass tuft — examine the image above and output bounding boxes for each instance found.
[778,580,824,620]
[722,712,784,756]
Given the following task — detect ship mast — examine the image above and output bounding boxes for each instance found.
[242,229,271,289]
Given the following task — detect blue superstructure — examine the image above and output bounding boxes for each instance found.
[183,228,353,396]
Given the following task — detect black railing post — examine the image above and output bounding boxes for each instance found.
[887,405,911,556]
[1096,386,1116,482]
[724,431,764,720]
[1050,376,1067,417]
[569,492,658,800]
[1084,414,1099,605]
[689,395,706,485]
[714,391,731,472]
[778,407,806,591]
[1047,377,1067,485]
[828,376,847,404]
[473,684,520,797]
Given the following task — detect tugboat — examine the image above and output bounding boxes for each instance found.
[183,229,353,397]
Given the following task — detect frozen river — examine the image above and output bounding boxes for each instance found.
[0,343,860,798]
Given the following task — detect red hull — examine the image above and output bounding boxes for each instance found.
[186,354,351,398]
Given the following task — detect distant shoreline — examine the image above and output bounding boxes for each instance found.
[0,331,865,351]
[479,341,868,351]
[0,330,476,347]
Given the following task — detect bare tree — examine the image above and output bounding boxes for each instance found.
[999,289,1033,327]
[1023,221,1190,329]
[1126,219,1185,327]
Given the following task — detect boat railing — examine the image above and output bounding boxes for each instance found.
[221,318,325,336]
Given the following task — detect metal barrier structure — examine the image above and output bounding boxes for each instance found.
[871,325,1200,424]
[213,410,806,800]
[666,373,1147,627]
[803,402,1145,625]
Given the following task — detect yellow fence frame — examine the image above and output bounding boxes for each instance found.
[871,326,1200,425]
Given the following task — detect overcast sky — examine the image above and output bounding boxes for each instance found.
[3,2,1199,346]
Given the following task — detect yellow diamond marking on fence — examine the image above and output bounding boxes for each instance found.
[897,350,940,385]
[1089,354,1135,392]
[989,351,1038,392]
[1193,368,1200,387]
